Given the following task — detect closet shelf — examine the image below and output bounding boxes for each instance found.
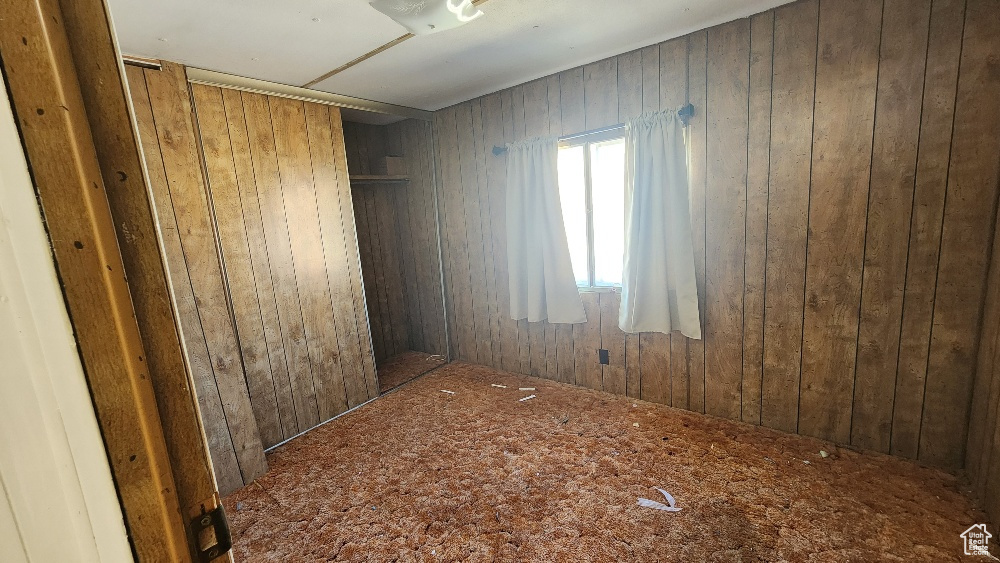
[349,175,410,184]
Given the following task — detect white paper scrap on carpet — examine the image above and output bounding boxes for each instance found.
[638,488,681,512]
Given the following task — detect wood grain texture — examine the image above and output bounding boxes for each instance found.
[191,84,283,448]
[481,93,518,372]
[600,292,626,395]
[967,189,1000,529]
[158,82,381,483]
[328,112,380,399]
[470,100,501,369]
[891,0,965,460]
[429,0,997,468]
[656,36,688,410]
[574,293,603,391]
[456,102,494,366]
[761,0,818,434]
[242,92,322,433]
[742,11,774,425]
[269,97,351,421]
[686,31,708,414]
[2,2,193,555]
[144,63,269,488]
[127,67,244,496]
[58,4,221,539]
[303,104,374,407]
[921,0,1000,468]
[220,88,298,440]
[851,0,930,452]
[704,20,750,420]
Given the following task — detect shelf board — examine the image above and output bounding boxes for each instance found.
[349,174,410,184]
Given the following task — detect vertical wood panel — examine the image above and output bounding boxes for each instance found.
[438,106,477,361]
[432,112,459,362]
[455,103,493,365]
[376,184,411,356]
[143,64,269,486]
[192,84,283,448]
[497,91,521,372]
[575,293,603,390]
[921,0,1000,467]
[403,119,448,357]
[799,0,882,444]
[618,49,643,397]
[242,92,321,431]
[559,68,586,135]
[482,93,518,372]
[470,100,501,369]
[364,187,395,357]
[968,204,1000,494]
[600,292,626,395]
[704,20,750,420]
[892,0,965,459]
[304,105,374,406]
[742,11,774,425]
[761,0,818,433]
[659,37,687,409]
[329,115,380,397]
[221,88,298,439]
[584,58,618,130]
[686,31,708,414]
[389,123,424,352]
[127,66,244,495]
[508,86,532,373]
[269,97,350,420]
[639,332,668,404]
[851,0,930,452]
[354,190,384,360]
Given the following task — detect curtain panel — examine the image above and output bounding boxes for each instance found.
[505,137,586,324]
[618,110,701,338]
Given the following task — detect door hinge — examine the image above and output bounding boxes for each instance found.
[190,504,232,562]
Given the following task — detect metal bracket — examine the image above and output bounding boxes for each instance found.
[190,504,232,562]
[599,349,610,365]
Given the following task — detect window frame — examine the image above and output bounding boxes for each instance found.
[558,126,626,292]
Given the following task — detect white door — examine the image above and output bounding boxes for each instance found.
[0,68,133,561]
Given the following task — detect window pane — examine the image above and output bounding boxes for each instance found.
[557,145,589,286]
[590,138,625,286]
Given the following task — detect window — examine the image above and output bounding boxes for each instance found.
[557,131,626,289]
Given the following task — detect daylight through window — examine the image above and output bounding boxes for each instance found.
[557,134,626,289]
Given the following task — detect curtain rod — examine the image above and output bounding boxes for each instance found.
[492,103,694,156]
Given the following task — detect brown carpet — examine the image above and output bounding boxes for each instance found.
[224,362,990,561]
[377,351,447,394]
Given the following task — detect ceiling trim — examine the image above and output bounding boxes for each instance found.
[303,32,412,88]
[301,0,492,88]
[185,67,432,121]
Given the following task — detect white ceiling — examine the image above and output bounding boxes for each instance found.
[109,0,795,117]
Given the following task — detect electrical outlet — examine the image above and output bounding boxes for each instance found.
[598,349,609,365]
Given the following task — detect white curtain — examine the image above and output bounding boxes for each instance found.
[618,110,701,338]
[506,138,587,324]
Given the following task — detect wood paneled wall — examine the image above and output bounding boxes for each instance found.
[968,193,1000,533]
[127,62,267,494]
[343,120,447,362]
[190,84,378,436]
[432,0,1000,469]
[127,62,379,493]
